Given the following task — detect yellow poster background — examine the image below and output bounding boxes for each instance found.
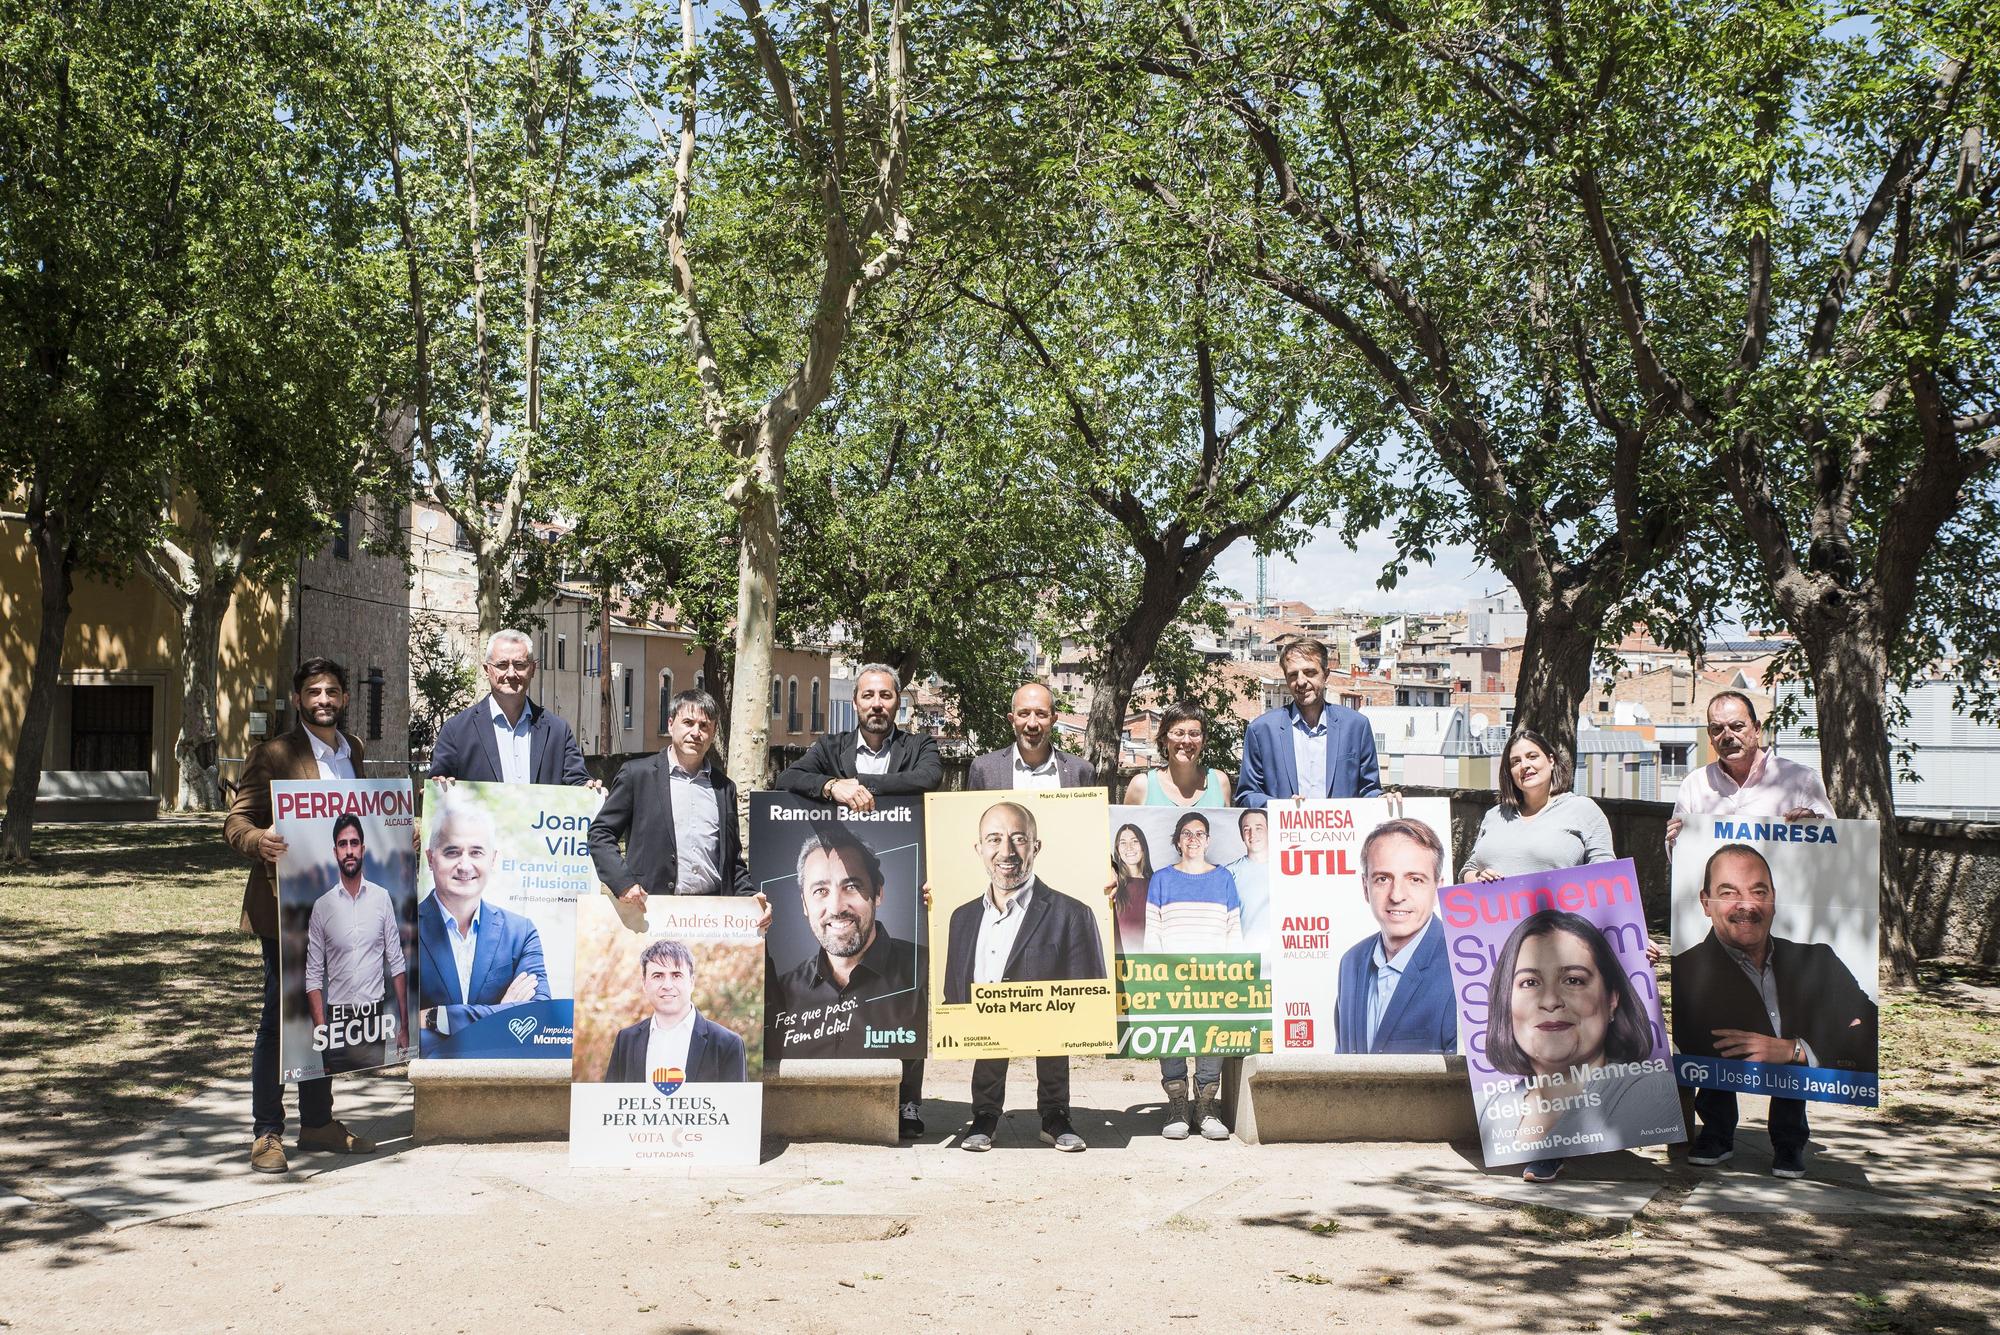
[924,789,1115,1057]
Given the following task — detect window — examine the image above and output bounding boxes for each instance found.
[332,510,352,561]
[770,679,781,717]
[658,670,674,734]
[786,677,800,733]
[556,634,567,671]
[810,678,823,733]
[365,667,385,741]
[621,664,633,731]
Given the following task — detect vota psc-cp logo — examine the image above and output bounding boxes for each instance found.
[650,1066,686,1096]
[1283,1017,1314,1049]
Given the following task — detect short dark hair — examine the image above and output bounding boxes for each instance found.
[1172,811,1211,849]
[795,823,884,899]
[1708,690,1761,729]
[1496,728,1572,812]
[1700,842,1773,898]
[640,939,695,977]
[668,688,721,725]
[1484,909,1653,1077]
[294,657,347,693]
[1238,808,1266,832]
[1279,638,1329,671]
[1360,817,1442,882]
[1155,701,1207,756]
[332,812,364,844]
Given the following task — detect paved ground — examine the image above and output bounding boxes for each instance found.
[3,1062,1996,1334]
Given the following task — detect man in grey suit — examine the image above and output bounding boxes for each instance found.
[958,681,1100,1155]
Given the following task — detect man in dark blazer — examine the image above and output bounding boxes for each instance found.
[946,794,1109,1154]
[964,682,1095,791]
[1674,843,1878,1178]
[1333,819,1457,1054]
[776,663,939,1137]
[601,939,747,1083]
[1236,639,1382,806]
[429,629,597,789]
[415,797,550,1051]
[590,688,757,903]
[224,657,378,1173]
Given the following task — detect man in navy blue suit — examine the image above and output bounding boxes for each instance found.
[415,798,550,1052]
[1334,818,1457,1054]
[1236,639,1382,806]
[429,629,601,790]
[601,939,747,1083]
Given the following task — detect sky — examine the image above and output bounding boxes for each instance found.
[1211,520,1506,615]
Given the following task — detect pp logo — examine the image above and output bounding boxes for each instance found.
[507,1016,540,1043]
[651,1066,686,1096]
[1283,1018,1314,1049]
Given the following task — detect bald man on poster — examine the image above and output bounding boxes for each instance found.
[942,800,1108,1006]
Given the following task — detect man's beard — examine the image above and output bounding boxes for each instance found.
[339,856,363,877]
[817,913,872,958]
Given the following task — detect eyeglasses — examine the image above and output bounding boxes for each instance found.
[486,659,534,673]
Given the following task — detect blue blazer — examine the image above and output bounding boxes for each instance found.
[417,894,551,1033]
[429,695,590,786]
[603,1012,747,1083]
[1333,918,1458,1054]
[1236,703,1382,807]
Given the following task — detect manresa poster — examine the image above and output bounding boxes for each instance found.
[273,780,418,1082]
[1268,798,1457,1056]
[753,794,926,1061]
[1442,859,1686,1168]
[570,893,764,1168]
[925,789,1115,1059]
[414,780,602,1059]
[1671,817,1880,1106]
[1108,805,1270,1059]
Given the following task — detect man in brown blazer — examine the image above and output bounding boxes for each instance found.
[224,657,380,1173]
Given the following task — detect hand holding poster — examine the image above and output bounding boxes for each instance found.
[753,794,927,1061]
[415,780,602,1059]
[1441,859,1685,1168]
[1670,818,1880,1106]
[274,780,419,1082]
[570,893,764,1168]
[926,789,1115,1059]
[1268,799,1458,1055]
[1109,806,1270,1058]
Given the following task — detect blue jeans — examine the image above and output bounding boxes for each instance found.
[252,936,332,1137]
[1160,1056,1223,1090]
[1693,1088,1810,1155]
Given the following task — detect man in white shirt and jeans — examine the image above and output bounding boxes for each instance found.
[305,812,410,1073]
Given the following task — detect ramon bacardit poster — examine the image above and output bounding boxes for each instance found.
[273,780,419,1082]
[752,794,926,1061]
[1671,817,1880,1106]
[414,780,602,1059]
[924,788,1115,1059]
[570,892,764,1168]
[1441,859,1685,1168]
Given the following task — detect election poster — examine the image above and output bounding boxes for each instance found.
[1671,817,1880,1107]
[1108,805,1271,1059]
[570,892,764,1168]
[752,794,926,1062]
[925,788,1116,1059]
[1441,859,1686,1168]
[273,779,419,1082]
[1267,799,1458,1056]
[414,780,603,1060]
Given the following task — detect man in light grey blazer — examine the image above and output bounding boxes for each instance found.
[965,683,1097,792]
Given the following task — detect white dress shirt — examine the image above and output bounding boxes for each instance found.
[972,881,1035,985]
[490,697,534,784]
[432,897,482,1035]
[1290,705,1328,799]
[1011,745,1061,791]
[854,731,896,776]
[644,1009,697,1077]
[306,728,356,781]
[667,757,723,895]
[305,878,403,1004]
[1672,750,1834,831]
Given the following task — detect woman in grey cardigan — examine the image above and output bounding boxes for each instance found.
[1460,726,1618,1182]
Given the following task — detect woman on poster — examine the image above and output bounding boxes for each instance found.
[1111,822,1154,954]
[1477,909,1680,1175]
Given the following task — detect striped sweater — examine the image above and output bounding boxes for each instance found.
[1144,865,1244,952]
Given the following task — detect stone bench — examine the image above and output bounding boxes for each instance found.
[409,1057,901,1145]
[34,769,158,823]
[1220,1054,1478,1144]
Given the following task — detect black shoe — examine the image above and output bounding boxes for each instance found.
[1039,1111,1085,1152]
[1521,1157,1564,1183]
[899,1101,924,1140]
[961,1112,998,1152]
[1771,1145,1807,1179]
[1687,1134,1735,1167]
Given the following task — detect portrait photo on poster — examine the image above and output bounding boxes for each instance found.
[414,780,602,1060]
[751,794,927,1061]
[1670,817,1881,1105]
[274,780,419,1083]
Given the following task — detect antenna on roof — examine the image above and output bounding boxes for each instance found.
[1256,552,1270,616]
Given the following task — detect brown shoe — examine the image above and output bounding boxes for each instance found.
[250,1133,289,1174]
[297,1120,375,1154]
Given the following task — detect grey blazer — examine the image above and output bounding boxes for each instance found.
[965,746,1096,792]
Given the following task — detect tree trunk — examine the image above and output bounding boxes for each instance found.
[702,642,731,753]
[724,442,781,791]
[1798,618,1916,987]
[476,547,508,647]
[597,579,613,757]
[170,579,231,810]
[1081,566,1192,788]
[2,515,75,864]
[1509,603,1596,770]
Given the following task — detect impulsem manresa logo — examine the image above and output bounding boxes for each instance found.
[651,1066,686,1096]
[507,1015,539,1043]
[1283,1017,1314,1049]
